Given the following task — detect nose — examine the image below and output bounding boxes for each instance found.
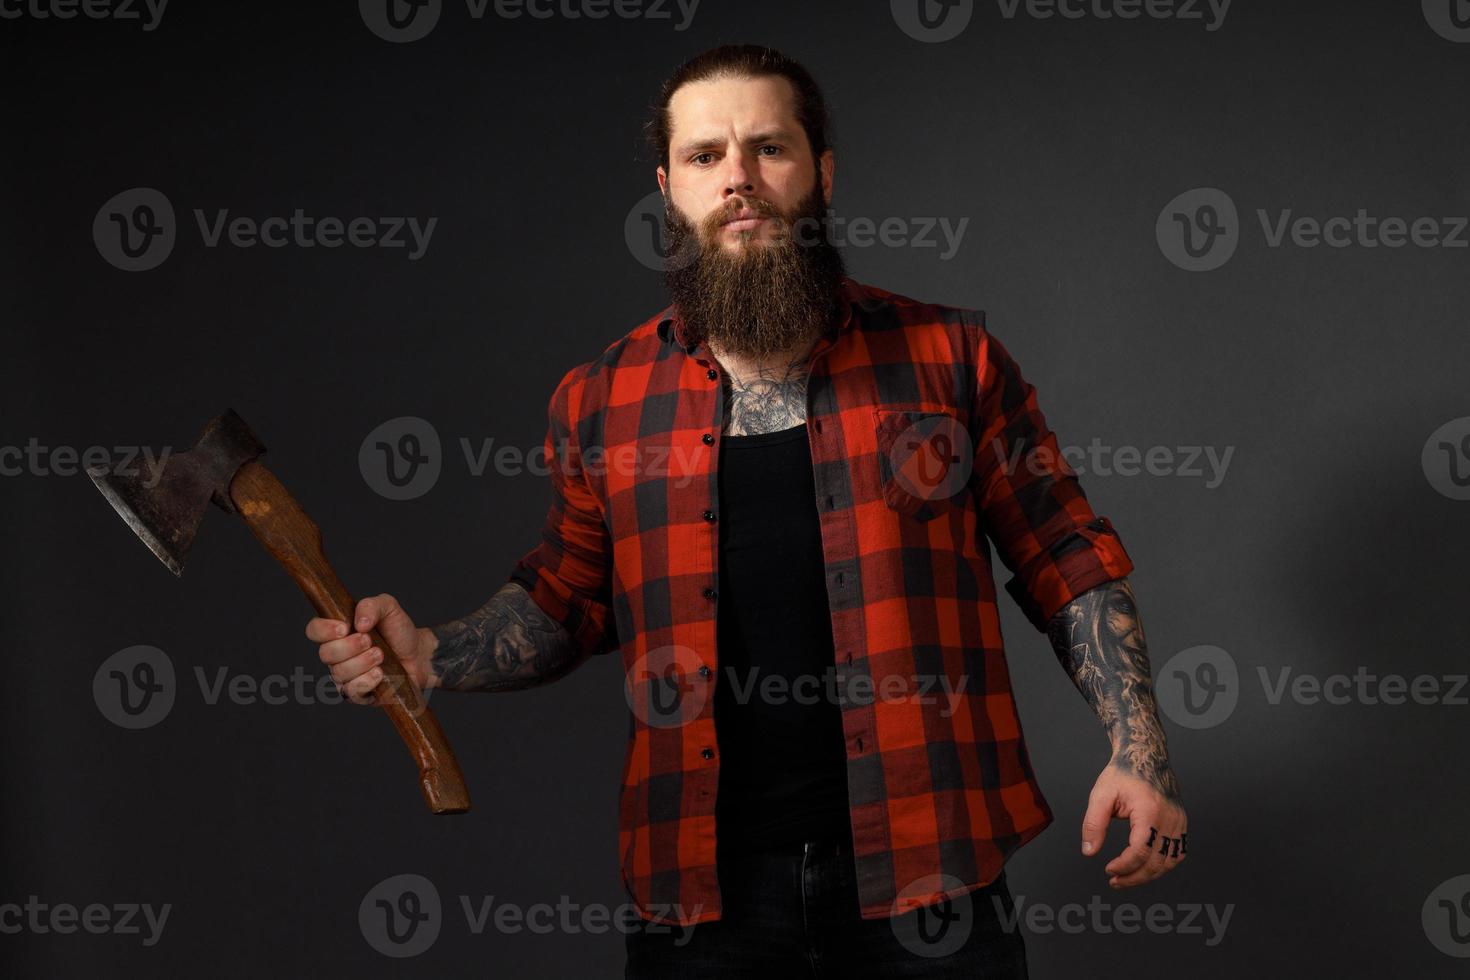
[722,179,755,198]
[721,147,758,199]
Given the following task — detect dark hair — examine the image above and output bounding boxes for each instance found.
[644,44,833,172]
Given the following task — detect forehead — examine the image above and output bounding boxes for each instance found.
[666,74,801,147]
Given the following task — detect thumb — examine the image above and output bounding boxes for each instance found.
[1081,781,1116,856]
[355,593,405,636]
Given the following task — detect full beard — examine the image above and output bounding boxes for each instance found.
[661,180,847,361]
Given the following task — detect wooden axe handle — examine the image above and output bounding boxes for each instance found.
[227,460,470,814]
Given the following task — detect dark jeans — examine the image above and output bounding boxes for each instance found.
[624,831,1028,978]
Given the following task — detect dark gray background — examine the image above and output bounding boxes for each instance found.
[4,0,1468,975]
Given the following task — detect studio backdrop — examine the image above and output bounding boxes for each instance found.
[4,1,1468,976]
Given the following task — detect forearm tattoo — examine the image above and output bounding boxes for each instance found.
[429,582,581,692]
[1046,578,1182,801]
[721,354,809,435]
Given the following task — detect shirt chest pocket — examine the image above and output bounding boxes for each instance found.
[873,409,975,522]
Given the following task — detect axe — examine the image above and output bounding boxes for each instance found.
[87,409,470,815]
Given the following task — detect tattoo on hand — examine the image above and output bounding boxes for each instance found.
[720,354,809,436]
[429,582,580,692]
[1047,577,1182,802]
[1146,826,1186,858]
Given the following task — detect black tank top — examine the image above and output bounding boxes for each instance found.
[712,423,853,855]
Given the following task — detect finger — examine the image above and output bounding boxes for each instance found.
[318,630,374,667]
[1080,785,1114,857]
[329,645,385,688]
[1112,822,1185,888]
[354,593,402,636]
[1105,811,1160,880]
[305,617,349,643]
[342,666,385,704]
[1111,835,1166,888]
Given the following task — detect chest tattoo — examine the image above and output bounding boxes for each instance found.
[720,356,810,436]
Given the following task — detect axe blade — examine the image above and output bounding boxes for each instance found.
[88,454,210,576]
[87,409,268,577]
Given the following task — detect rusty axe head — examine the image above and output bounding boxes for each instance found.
[88,409,267,576]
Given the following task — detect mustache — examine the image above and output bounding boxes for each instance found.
[702,196,784,235]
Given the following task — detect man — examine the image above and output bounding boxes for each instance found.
[306,44,1187,977]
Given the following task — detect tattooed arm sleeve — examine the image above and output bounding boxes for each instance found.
[1046,577,1182,801]
[426,581,587,692]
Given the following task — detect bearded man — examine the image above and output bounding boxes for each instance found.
[306,43,1188,978]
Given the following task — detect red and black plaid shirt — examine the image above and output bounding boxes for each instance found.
[510,277,1134,924]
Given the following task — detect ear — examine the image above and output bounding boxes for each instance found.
[656,166,669,198]
[819,149,835,206]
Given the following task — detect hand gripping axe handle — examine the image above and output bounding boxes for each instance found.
[88,409,470,814]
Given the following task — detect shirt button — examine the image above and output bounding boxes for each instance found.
[698,664,711,678]
[703,587,717,600]
[702,433,715,446]
[703,509,717,522]
[701,747,714,760]
[706,369,718,381]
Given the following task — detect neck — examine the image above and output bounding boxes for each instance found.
[708,333,818,437]
[706,327,820,380]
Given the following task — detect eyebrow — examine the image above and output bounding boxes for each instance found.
[672,129,798,160]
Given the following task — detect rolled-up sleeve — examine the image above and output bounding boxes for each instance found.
[508,364,619,657]
[967,315,1135,632]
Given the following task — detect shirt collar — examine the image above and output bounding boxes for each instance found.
[655,276,864,354]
